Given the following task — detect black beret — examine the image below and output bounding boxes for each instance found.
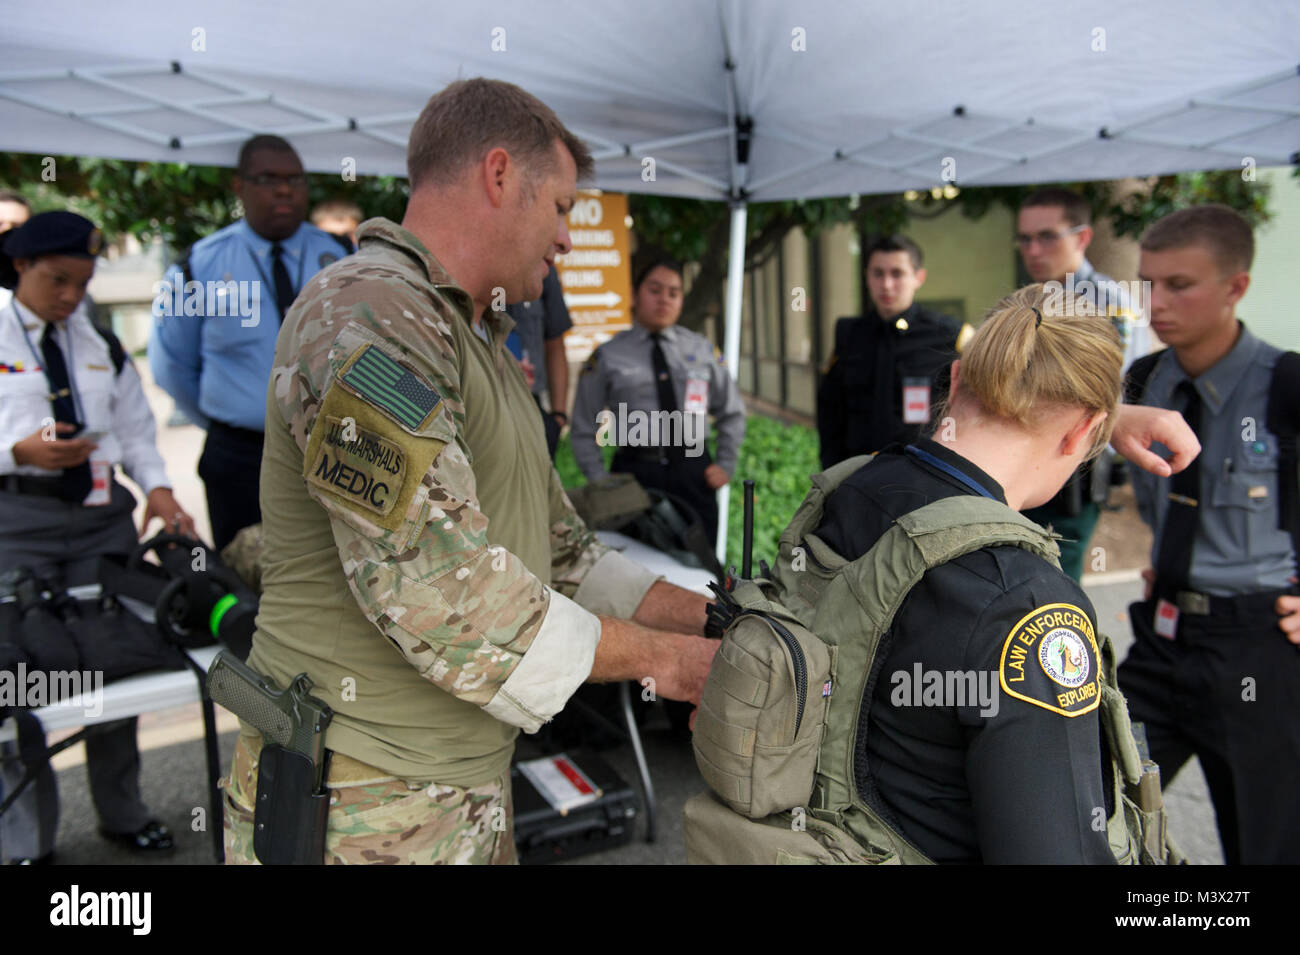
[0,211,102,289]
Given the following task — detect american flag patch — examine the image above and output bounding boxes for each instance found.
[341,345,441,430]
[822,679,833,698]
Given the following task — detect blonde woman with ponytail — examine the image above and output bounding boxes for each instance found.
[806,284,1142,862]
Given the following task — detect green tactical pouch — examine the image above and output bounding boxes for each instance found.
[1096,636,1186,865]
[684,791,891,865]
[691,580,833,819]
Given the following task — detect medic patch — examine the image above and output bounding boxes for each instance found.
[306,414,406,516]
[338,344,442,432]
[998,602,1101,717]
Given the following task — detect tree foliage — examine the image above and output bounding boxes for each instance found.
[0,153,408,258]
[631,170,1273,330]
[1,151,1275,321]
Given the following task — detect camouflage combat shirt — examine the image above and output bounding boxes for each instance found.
[247,218,661,785]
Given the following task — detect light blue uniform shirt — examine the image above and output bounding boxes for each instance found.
[149,219,348,431]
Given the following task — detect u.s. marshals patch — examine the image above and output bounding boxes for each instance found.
[998,602,1101,717]
[339,344,442,431]
[306,415,406,516]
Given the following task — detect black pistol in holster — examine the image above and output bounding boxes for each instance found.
[206,650,333,864]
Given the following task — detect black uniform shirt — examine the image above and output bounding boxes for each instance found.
[814,439,1116,864]
[816,304,964,469]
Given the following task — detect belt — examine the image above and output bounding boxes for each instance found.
[208,420,265,446]
[0,474,72,499]
[1153,583,1292,617]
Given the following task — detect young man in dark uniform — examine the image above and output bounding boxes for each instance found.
[1119,204,1300,864]
[817,235,972,470]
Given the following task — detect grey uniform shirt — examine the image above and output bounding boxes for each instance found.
[1072,258,1150,372]
[570,323,746,482]
[1131,323,1296,596]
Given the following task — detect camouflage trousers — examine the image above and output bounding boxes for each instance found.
[222,734,517,865]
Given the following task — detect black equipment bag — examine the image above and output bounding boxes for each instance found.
[511,749,638,864]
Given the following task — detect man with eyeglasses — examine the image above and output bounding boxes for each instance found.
[150,135,352,550]
[1015,187,1150,579]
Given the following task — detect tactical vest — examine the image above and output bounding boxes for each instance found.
[686,455,1183,865]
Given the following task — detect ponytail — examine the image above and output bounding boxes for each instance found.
[942,284,1123,459]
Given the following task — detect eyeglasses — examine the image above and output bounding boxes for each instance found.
[1014,224,1086,248]
[245,173,307,188]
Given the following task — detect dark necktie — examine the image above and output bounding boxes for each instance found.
[1153,380,1203,593]
[270,243,295,322]
[40,323,92,503]
[650,332,680,457]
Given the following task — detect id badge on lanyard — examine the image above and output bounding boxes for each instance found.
[1154,598,1179,639]
[902,376,931,424]
[684,375,710,414]
[84,460,112,506]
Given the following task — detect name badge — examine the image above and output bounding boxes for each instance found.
[684,377,709,414]
[902,377,931,424]
[85,460,112,506]
[1154,598,1179,640]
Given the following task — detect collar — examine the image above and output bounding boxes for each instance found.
[238,219,309,259]
[354,217,475,323]
[867,301,920,331]
[1073,257,1097,284]
[1168,320,1258,415]
[907,437,1008,504]
[10,297,76,337]
[630,322,679,345]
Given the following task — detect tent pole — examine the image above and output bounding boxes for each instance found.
[715,200,747,570]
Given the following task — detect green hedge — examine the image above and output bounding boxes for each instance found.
[555,414,821,572]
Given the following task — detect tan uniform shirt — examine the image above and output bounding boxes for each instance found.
[247,218,660,785]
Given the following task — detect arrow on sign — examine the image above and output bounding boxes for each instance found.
[563,291,623,308]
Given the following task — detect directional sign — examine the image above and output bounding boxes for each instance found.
[557,192,632,361]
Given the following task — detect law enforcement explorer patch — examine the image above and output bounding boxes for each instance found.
[339,344,442,431]
[307,414,406,516]
[998,602,1101,717]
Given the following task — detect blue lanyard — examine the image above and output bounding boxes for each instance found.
[905,444,998,500]
[9,301,84,421]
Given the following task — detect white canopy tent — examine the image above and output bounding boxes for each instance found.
[4,0,1298,557]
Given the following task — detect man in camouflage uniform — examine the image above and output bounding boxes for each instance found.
[221,78,718,864]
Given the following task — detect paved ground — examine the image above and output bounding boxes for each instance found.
[22,368,1225,865]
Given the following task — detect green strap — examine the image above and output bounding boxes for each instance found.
[209,593,239,638]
